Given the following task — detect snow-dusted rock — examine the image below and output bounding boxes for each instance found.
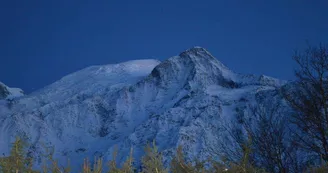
[0,82,24,100]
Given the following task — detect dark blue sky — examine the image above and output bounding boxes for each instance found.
[1,0,327,93]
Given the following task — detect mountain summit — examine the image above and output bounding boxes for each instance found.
[0,47,286,171]
[150,47,235,89]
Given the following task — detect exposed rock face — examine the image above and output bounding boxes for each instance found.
[0,47,287,171]
[0,82,24,100]
[0,83,10,99]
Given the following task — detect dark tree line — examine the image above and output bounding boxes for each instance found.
[282,44,328,162]
[261,43,328,172]
[220,43,328,173]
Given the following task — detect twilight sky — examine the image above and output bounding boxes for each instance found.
[1,0,327,93]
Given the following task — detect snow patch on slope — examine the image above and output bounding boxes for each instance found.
[206,85,276,101]
[29,59,161,102]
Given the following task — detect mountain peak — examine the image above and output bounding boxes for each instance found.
[147,47,239,90]
[178,46,230,74]
[179,46,213,58]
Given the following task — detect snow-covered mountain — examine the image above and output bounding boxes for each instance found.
[0,47,287,171]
